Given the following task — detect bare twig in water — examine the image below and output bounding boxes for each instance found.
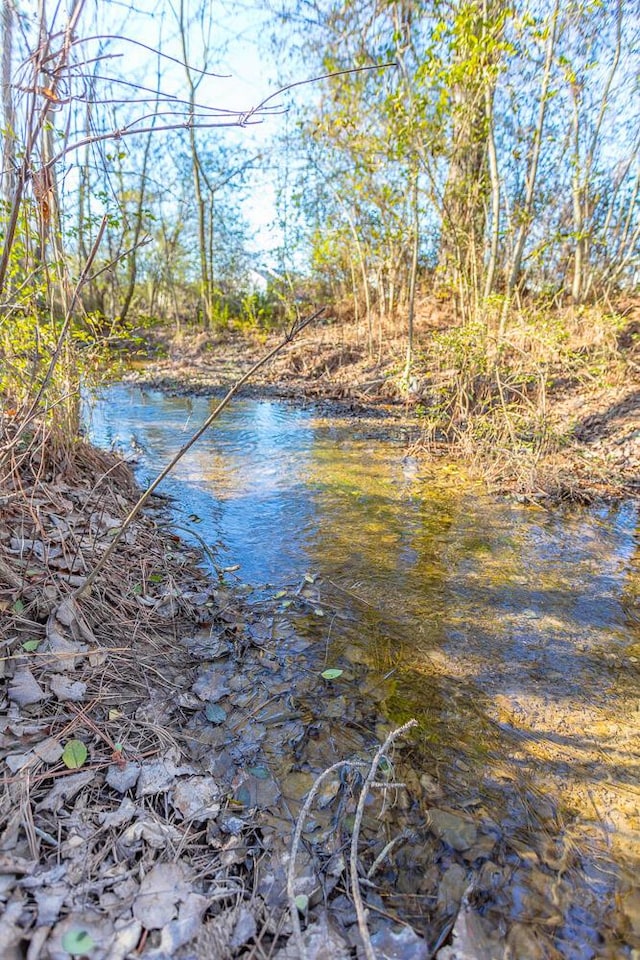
[75,308,325,599]
[350,719,418,960]
[287,760,355,960]
[287,719,417,960]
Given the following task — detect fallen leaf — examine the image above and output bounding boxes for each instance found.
[35,885,67,926]
[33,737,64,765]
[106,762,141,794]
[205,703,227,724]
[50,676,87,702]
[321,668,343,681]
[132,862,191,929]
[36,770,95,812]
[0,895,25,960]
[371,924,429,959]
[172,777,221,822]
[62,740,88,770]
[43,619,88,672]
[136,755,196,797]
[274,912,350,959]
[154,892,209,954]
[230,906,257,949]
[9,668,46,706]
[55,597,96,643]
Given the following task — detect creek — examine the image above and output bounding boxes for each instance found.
[88,383,640,957]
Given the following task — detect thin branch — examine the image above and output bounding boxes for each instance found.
[69,34,230,79]
[350,719,418,960]
[287,720,417,960]
[287,760,351,960]
[242,62,397,124]
[74,308,325,600]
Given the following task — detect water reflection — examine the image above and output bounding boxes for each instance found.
[87,384,640,875]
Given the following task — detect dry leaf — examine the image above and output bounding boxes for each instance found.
[36,770,94,812]
[33,737,64,765]
[50,675,87,702]
[132,862,191,929]
[172,777,221,822]
[8,667,46,706]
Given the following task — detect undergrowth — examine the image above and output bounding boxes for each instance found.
[414,301,630,493]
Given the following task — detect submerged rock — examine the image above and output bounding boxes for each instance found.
[427,809,478,852]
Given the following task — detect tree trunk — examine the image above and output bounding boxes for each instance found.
[438,1,492,320]
[1,0,16,205]
[507,0,558,295]
[404,166,419,382]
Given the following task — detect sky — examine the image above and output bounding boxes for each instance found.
[95,0,294,254]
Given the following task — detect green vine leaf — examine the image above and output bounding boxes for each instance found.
[62,739,88,770]
[321,668,343,680]
[61,929,96,956]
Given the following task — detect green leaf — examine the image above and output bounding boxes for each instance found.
[62,740,88,770]
[249,764,270,780]
[22,639,40,652]
[378,757,392,777]
[205,703,227,724]
[61,929,95,956]
[12,599,25,614]
[294,894,309,913]
[321,668,343,681]
[148,573,163,583]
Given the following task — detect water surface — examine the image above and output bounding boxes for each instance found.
[88,384,640,954]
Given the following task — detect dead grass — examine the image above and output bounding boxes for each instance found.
[130,296,639,502]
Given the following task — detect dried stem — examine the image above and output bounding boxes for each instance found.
[349,719,418,960]
[287,719,417,960]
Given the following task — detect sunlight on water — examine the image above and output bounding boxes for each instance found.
[88,384,640,921]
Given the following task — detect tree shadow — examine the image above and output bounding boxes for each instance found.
[572,388,640,442]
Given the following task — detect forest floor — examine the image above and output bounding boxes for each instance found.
[129,299,640,503]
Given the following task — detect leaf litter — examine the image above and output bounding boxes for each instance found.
[0,424,637,958]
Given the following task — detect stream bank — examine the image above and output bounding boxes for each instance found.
[126,318,640,504]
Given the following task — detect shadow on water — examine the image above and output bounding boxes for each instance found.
[87,384,640,956]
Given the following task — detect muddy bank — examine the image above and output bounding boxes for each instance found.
[125,323,640,503]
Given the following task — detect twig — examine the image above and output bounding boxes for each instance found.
[287,760,352,960]
[287,720,417,960]
[74,308,324,599]
[366,830,411,880]
[349,719,418,960]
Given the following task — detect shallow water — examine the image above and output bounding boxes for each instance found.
[88,384,640,955]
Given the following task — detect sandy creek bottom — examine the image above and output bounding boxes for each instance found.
[88,384,640,958]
